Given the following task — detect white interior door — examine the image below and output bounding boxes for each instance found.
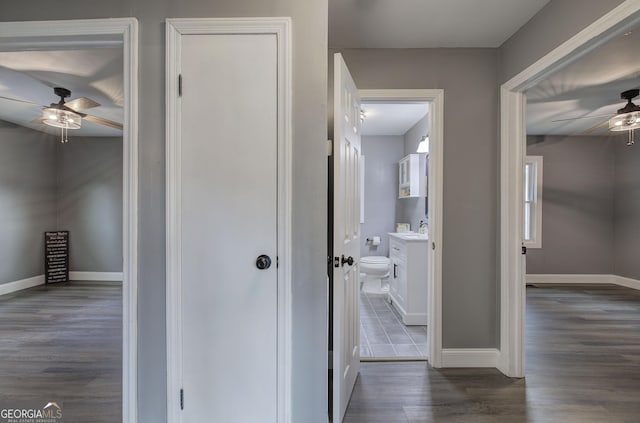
[332,52,362,423]
[179,33,278,422]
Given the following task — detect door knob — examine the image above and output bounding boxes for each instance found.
[256,255,272,270]
[341,255,354,266]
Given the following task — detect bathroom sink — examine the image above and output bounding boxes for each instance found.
[390,232,427,240]
[401,234,426,239]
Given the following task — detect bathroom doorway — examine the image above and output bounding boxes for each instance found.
[359,99,430,360]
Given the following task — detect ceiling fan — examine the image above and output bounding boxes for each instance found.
[552,89,640,145]
[0,86,123,142]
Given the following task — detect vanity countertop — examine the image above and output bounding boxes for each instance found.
[388,232,428,242]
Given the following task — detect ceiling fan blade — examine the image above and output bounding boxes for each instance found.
[581,119,609,135]
[0,95,43,107]
[83,114,123,130]
[65,97,100,111]
[552,113,613,123]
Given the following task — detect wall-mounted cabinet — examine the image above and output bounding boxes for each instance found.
[398,154,426,198]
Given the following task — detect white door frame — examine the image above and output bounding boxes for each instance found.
[0,18,139,422]
[165,17,292,423]
[499,0,640,378]
[359,89,444,367]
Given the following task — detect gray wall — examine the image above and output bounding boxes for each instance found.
[2,1,628,421]
[58,137,123,273]
[0,128,123,284]
[500,0,626,83]
[335,48,500,349]
[526,134,640,281]
[1,2,328,422]
[398,116,428,232]
[526,136,615,274]
[360,135,404,257]
[613,138,640,279]
[0,124,57,284]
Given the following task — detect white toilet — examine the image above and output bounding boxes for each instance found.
[360,256,391,294]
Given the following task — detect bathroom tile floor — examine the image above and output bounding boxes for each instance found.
[359,291,428,359]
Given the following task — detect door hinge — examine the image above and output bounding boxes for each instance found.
[276,256,279,268]
[178,74,183,97]
[180,388,184,410]
[522,246,527,255]
[327,139,333,157]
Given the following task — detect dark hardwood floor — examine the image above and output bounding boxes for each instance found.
[343,284,640,423]
[0,281,122,423]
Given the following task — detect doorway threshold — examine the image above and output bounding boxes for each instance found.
[361,356,428,363]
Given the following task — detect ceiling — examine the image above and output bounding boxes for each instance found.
[0,5,633,139]
[329,0,551,48]
[526,26,640,136]
[361,102,428,136]
[0,47,123,137]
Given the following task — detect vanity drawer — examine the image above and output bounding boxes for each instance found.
[389,238,406,258]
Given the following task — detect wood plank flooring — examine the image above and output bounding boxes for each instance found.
[343,284,640,423]
[0,281,122,423]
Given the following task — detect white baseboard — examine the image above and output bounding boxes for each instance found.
[526,274,640,291]
[404,313,428,326]
[441,348,500,368]
[69,271,123,281]
[526,274,613,285]
[0,274,45,296]
[611,275,640,291]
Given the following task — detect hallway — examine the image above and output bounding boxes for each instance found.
[344,284,640,422]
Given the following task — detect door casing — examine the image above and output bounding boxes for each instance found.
[165,17,292,423]
[499,1,640,378]
[359,89,444,367]
[0,18,139,423]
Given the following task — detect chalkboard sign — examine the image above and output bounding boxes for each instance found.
[45,231,69,284]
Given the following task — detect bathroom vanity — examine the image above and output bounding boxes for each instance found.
[388,232,428,325]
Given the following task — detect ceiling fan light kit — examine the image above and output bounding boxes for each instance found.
[608,89,640,146]
[43,108,82,130]
[2,86,122,143]
[41,87,84,143]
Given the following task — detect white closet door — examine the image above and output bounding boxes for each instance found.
[179,33,278,423]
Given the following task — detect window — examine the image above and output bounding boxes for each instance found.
[524,156,543,248]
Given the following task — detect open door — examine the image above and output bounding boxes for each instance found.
[332,53,361,423]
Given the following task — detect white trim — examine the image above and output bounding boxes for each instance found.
[500,1,640,378]
[0,19,138,423]
[526,274,640,291]
[388,290,427,325]
[359,89,444,368]
[165,18,292,423]
[441,349,500,368]
[526,274,613,285]
[69,271,124,281]
[613,275,640,291]
[0,275,45,296]
[403,313,428,326]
